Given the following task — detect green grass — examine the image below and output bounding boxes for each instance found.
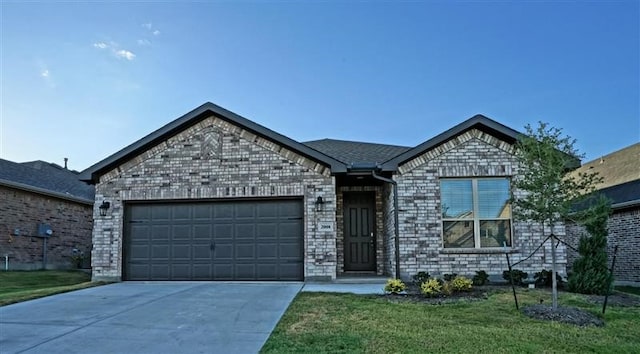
[262,288,640,353]
[616,286,640,296]
[0,270,101,306]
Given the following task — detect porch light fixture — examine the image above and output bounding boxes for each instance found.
[315,196,325,212]
[99,201,111,216]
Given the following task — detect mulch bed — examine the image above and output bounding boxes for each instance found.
[383,284,639,327]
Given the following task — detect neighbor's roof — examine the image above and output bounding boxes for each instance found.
[0,159,95,204]
[80,102,348,183]
[303,139,411,166]
[597,179,640,209]
[567,142,640,190]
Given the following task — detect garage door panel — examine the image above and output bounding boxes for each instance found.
[172,245,191,260]
[257,243,277,259]
[172,225,191,240]
[214,244,233,260]
[235,204,256,219]
[151,245,169,259]
[151,225,170,241]
[193,204,212,220]
[192,244,211,260]
[214,224,233,239]
[193,225,211,240]
[172,205,191,220]
[236,244,255,259]
[125,199,303,281]
[213,264,233,279]
[214,204,234,219]
[171,264,191,279]
[151,206,171,221]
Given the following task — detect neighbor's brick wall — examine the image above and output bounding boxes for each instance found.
[92,115,336,281]
[566,207,640,285]
[382,183,395,277]
[335,186,385,276]
[0,185,93,269]
[394,129,566,280]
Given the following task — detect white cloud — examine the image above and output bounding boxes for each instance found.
[152,30,160,36]
[41,69,50,78]
[115,49,136,61]
[137,39,151,46]
[142,22,152,30]
[93,42,108,49]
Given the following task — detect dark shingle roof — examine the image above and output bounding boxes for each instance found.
[597,180,640,209]
[303,139,411,165]
[0,159,95,203]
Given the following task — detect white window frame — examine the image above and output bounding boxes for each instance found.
[440,177,513,249]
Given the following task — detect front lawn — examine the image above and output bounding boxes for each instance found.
[0,270,98,306]
[262,288,640,353]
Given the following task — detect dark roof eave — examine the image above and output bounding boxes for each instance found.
[383,115,524,167]
[81,102,346,183]
[0,179,94,205]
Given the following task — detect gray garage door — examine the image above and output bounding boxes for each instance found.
[123,199,303,281]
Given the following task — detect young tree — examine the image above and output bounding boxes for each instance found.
[568,196,612,295]
[512,122,602,309]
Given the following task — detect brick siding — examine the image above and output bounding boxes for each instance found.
[91,115,336,281]
[0,185,93,269]
[393,129,567,280]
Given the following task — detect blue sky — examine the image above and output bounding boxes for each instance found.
[1,1,638,171]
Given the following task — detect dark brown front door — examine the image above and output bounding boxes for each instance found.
[343,192,376,271]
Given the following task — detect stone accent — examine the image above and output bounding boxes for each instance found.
[91,115,336,281]
[393,129,567,280]
[566,207,640,286]
[335,186,385,276]
[0,185,93,270]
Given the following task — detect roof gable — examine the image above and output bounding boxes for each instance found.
[381,114,524,170]
[80,102,347,183]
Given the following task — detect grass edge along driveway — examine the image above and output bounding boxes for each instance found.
[262,289,640,353]
[0,270,103,306]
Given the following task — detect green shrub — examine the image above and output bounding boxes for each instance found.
[451,276,473,292]
[568,197,613,295]
[443,273,458,282]
[420,278,442,297]
[502,269,528,286]
[384,279,406,294]
[472,270,489,286]
[534,269,564,288]
[412,271,430,285]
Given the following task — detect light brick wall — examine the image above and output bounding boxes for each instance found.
[92,115,336,281]
[566,207,640,285]
[0,186,93,270]
[394,129,566,280]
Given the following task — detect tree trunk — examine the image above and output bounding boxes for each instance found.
[551,233,558,310]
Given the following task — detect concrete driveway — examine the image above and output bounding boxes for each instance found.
[0,282,302,354]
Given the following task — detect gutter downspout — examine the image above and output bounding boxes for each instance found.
[372,171,401,279]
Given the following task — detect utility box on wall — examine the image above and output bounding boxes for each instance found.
[37,223,53,237]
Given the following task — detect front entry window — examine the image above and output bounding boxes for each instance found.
[441,178,512,248]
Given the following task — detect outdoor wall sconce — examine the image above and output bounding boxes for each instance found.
[99,201,111,216]
[315,196,325,212]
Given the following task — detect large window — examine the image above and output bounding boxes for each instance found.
[441,178,512,248]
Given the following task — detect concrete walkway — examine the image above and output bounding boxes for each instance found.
[302,282,386,294]
[0,282,302,354]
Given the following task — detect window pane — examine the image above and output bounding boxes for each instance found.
[443,221,475,248]
[441,180,473,219]
[479,220,512,247]
[477,179,511,218]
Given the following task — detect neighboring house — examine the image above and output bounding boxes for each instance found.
[0,159,95,270]
[565,143,640,286]
[81,102,568,282]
